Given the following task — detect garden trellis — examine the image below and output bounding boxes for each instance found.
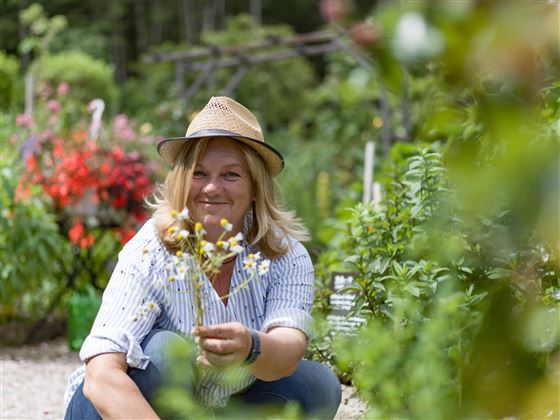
[143,28,413,155]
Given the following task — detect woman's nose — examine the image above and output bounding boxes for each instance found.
[201,177,221,194]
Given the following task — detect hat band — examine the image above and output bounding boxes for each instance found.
[186,128,261,142]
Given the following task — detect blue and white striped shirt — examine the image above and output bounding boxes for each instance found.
[64,218,314,409]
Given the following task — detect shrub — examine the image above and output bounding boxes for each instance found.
[311,143,559,418]
[0,124,71,320]
[31,51,116,105]
[0,51,22,112]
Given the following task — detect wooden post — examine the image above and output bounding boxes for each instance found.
[363,141,375,203]
[24,72,33,116]
[372,182,382,210]
[175,61,186,100]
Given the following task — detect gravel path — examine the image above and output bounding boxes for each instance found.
[1,338,366,419]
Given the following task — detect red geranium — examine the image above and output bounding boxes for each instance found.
[20,128,154,247]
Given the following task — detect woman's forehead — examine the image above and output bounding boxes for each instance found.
[196,138,248,167]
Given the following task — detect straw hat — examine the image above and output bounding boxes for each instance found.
[157,96,284,176]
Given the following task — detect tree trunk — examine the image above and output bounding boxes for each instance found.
[215,0,226,30]
[182,0,196,44]
[250,0,262,26]
[134,0,147,52]
[203,0,216,33]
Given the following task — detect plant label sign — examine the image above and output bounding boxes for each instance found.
[327,272,365,334]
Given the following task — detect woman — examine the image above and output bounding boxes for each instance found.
[64,96,342,419]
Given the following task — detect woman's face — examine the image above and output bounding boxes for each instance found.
[187,138,254,241]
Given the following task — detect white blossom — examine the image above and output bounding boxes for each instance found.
[202,241,215,257]
[392,12,444,63]
[258,259,270,276]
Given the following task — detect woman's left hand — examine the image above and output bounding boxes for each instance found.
[192,322,252,368]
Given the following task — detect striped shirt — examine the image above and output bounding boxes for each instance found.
[63,218,314,409]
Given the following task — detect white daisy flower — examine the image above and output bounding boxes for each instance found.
[258,259,270,276]
[220,218,233,232]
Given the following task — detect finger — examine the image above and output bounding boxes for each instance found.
[193,323,240,339]
[202,350,239,368]
[200,337,237,355]
[196,354,212,369]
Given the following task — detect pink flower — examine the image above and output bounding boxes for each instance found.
[112,114,136,142]
[47,100,61,113]
[320,0,345,23]
[15,113,33,127]
[41,129,55,140]
[57,82,69,96]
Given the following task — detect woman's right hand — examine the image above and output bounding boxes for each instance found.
[84,353,159,419]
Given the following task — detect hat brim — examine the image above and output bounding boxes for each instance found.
[157,129,285,176]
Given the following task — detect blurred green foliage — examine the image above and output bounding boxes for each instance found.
[31,52,117,105]
[121,14,317,140]
[309,1,559,418]
[200,15,317,129]
[0,51,22,112]
[18,3,67,58]
[0,118,71,320]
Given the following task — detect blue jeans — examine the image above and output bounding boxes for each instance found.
[65,329,342,419]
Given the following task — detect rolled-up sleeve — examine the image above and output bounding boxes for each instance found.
[79,248,162,369]
[262,241,315,339]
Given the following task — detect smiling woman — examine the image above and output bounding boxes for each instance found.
[63,96,342,419]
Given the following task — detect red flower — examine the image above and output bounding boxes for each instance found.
[115,226,136,245]
[26,155,37,171]
[80,234,96,249]
[69,220,85,245]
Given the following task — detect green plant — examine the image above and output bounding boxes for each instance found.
[18,3,67,58]
[0,134,71,320]
[31,51,116,105]
[311,130,559,415]
[0,51,21,112]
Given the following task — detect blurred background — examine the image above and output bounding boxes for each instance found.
[1,0,558,419]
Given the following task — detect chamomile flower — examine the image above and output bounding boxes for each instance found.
[243,256,257,273]
[176,229,189,241]
[216,240,229,250]
[194,222,206,237]
[220,218,233,232]
[258,259,270,276]
[228,232,245,253]
[145,301,158,312]
[179,207,190,220]
[199,240,215,257]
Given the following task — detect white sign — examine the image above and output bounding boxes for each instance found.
[326,272,365,335]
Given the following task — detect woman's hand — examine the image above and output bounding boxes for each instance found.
[192,323,307,381]
[192,322,252,368]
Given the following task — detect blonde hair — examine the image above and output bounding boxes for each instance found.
[147,138,309,259]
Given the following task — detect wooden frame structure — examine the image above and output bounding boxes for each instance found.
[144,28,410,153]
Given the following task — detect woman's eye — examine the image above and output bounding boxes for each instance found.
[193,171,206,178]
[224,172,240,178]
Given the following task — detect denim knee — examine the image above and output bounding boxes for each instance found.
[234,360,342,419]
[302,360,342,417]
[128,329,189,402]
[140,328,186,374]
